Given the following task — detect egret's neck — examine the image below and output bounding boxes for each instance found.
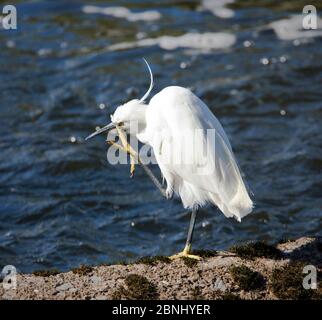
[133,104,151,144]
[131,104,148,143]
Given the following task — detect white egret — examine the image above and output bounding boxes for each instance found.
[86,59,253,259]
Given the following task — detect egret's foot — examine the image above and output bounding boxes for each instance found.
[107,140,127,153]
[129,159,135,177]
[107,139,137,177]
[169,246,201,260]
[169,252,201,260]
[114,125,139,177]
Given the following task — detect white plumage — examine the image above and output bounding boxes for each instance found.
[86,59,253,259]
[139,86,253,222]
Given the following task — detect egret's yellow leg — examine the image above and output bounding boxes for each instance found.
[108,125,139,177]
[106,140,136,177]
[107,127,167,196]
[169,244,201,260]
[117,125,139,176]
[107,140,126,152]
[169,209,201,260]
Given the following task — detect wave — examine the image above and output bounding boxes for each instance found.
[268,15,322,40]
[82,5,161,22]
[108,32,236,53]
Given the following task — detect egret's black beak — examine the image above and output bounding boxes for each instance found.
[85,123,115,141]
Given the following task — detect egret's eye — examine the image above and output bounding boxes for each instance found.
[118,122,124,126]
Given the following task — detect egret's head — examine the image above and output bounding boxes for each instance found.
[111,99,145,130]
[86,58,153,141]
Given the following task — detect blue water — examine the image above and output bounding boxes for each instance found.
[0,1,321,273]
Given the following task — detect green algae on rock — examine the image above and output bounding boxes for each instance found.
[230,241,283,260]
[135,255,171,265]
[192,249,217,258]
[72,265,94,276]
[112,274,159,300]
[271,262,317,300]
[181,256,199,268]
[220,292,241,300]
[33,269,60,277]
[230,265,266,291]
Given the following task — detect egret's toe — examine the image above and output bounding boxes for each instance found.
[169,251,201,260]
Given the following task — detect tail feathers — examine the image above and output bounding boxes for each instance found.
[228,188,253,221]
[208,187,253,222]
[177,180,253,222]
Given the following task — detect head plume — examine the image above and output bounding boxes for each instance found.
[139,58,154,103]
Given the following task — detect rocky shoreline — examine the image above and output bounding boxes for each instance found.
[1,237,321,300]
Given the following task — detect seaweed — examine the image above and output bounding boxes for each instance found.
[192,249,217,258]
[181,257,198,268]
[112,274,158,300]
[33,269,60,277]
[271,262,316,300]
[276,238,296,245]
[71,264,93,276]
[230,241,283,260]
[230,265,266,291]
[220,292,241,300]
[135,255,171,265]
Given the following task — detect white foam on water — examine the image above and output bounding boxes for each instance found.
[108,32,236,53]
[268,15,322,40]
[200,0,235,19]
[82,5,161,22]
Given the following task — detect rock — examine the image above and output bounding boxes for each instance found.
[0,237,319,300]
[95,295,108,300]
[56,283,73,292]
[90,276,102,286]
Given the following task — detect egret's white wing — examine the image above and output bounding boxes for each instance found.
[146,86,253,221]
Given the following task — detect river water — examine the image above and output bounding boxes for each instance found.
[0,0,321,272]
